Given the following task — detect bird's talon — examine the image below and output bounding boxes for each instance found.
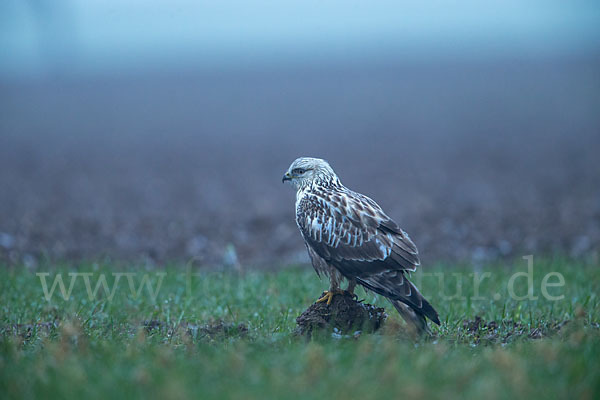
[316,291,334,305]
[316,290,345,305]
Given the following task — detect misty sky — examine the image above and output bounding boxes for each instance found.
[2,0,599,79]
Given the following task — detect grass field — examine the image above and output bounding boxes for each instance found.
[1,257,599,399]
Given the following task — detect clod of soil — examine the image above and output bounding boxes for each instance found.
[2,321,59,339]
[460,315,570,344]
[296,291,387,337]
[190,321,249,340]
[143,319,248,340]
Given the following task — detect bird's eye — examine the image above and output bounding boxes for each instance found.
[292,168,306,175]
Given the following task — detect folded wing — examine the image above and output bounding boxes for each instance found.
[297,189,439,324]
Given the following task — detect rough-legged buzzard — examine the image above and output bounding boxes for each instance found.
[283,157,440,334]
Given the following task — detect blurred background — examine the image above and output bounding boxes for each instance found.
[1,0,599,268]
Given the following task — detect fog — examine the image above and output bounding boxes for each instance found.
[1,1,599,267]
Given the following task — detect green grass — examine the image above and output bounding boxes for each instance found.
[1,257,599,399]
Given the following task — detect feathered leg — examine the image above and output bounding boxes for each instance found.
[316,265,345,305]
[346,279,357,295]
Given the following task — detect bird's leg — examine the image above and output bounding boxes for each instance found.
[346,279,357,295]
[316,270,344,305]
[345,279,358,300]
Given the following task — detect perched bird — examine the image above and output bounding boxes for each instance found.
[283,157,440,334]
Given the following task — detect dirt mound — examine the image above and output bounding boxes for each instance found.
[143,319,248,340]
[295,292,387,337]
[460,316,570,344]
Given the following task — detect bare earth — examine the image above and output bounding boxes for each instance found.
[1,57,599,267]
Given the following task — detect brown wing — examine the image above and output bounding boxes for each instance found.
[297,188,439,324]
[297,188,419,274]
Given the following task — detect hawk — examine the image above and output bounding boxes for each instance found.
[283,157,440,334]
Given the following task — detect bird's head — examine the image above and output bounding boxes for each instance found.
[282,157,339,190]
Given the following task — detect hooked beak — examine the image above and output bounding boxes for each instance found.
[282,172,292,183]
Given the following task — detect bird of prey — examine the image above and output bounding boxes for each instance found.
[283,157,439,334]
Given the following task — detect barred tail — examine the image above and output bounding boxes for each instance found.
[357,272,440,334]
[390,299,430,335]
